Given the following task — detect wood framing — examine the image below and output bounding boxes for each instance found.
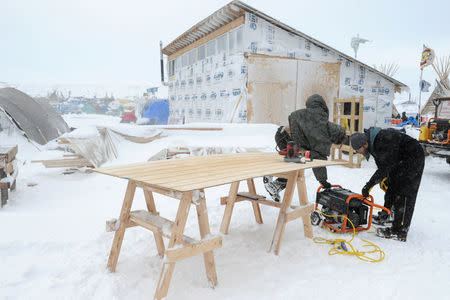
[167,15,244,61]
[331,96,364,168]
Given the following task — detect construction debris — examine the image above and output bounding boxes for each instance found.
[0,145,18,207]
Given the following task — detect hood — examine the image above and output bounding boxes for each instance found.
[305,94,329,117]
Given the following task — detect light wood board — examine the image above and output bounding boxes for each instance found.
[94,153,345,192]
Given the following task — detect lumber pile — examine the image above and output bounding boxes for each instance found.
[0,145,18,207]
[31,154,94,168]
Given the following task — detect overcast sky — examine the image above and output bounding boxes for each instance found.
[1,0,449,101]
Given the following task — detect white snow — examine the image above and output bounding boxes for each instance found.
[1,114,449,299]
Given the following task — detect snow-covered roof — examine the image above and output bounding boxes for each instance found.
[162,0,407,90]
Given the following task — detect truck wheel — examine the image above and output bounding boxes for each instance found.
[446,157,450,164]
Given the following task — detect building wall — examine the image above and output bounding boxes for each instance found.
[243,12,395,128]
[167,11,397,128]
[167,25,248,123]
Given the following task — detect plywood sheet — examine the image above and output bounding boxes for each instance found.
[94,153,345,192]
[296,60,340,121]
[247,55,297,125]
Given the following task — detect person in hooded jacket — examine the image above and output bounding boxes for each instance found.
[350,127,425,242]
[264,94,346,202]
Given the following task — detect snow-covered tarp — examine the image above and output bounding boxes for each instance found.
[0,87,70,144]
[0,114,449,299]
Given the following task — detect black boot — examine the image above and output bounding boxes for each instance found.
[372,210,394,226]
[376,227,407,242]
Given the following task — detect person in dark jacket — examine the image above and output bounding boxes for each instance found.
[350,127,425,242]
[401,111,408,122]
[264,94,346,202]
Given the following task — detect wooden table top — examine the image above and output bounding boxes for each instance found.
[93,152,345,192]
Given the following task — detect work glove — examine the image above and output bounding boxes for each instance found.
[319,181,332,189]
[275,126,291,150]
[362,182,373,197]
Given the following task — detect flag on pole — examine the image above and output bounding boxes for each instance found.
[420,45,435,69]
[419,80,431,92]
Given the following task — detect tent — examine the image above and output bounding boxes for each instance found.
[396,116,418,127]
[142,100,169,125]
[82,104,96,114]
[121,111,137,123]
[0,87,70,145]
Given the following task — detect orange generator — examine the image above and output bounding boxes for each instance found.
[310,185,390,233]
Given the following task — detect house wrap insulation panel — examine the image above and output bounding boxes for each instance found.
[167,10,397,128]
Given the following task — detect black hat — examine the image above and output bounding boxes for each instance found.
[350,132,367,150]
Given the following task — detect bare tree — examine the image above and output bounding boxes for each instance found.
[432,54,450,90]
[373,62,400,77]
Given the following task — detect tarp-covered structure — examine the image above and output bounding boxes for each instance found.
[142,100,169,125]
[0,87,70,145]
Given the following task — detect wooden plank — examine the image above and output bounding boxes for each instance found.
[63,154,84,158]
[285,203,315,222]
[0,145,18,164]
[4,161,14,174]
[166,15,245,60]
[107,180,136,272]
[162,127,223,131]
[334,115,361,120]
[165,236,222,262]
[129,210,196,245]
[333,98,363,103]
[220,194,282,207]
[131,159,338,187]
[94,153,345,192]
[137,183,184,200]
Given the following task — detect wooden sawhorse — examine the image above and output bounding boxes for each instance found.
[107,180,222,300]
[219,169,315,254]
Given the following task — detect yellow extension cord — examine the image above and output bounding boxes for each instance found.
[313,209,386,263]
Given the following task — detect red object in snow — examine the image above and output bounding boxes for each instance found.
[121,111,137,123]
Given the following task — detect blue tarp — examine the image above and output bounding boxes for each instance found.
[396,116,418,127]
[142,100,169,125]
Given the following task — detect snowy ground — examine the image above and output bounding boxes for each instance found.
[1,114,449,299]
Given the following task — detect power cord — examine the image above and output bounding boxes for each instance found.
[313,209,386,263]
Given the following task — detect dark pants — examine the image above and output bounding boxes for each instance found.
[390,148,425,233]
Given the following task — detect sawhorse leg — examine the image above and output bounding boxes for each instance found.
[143,188,165,257]
[269,171,298,255]
[154,191,192,300]
[247,179,263,224]
[296,170,313,238]
[220,181,240,234]
[107,180,137,272]
[195,189,218,286]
